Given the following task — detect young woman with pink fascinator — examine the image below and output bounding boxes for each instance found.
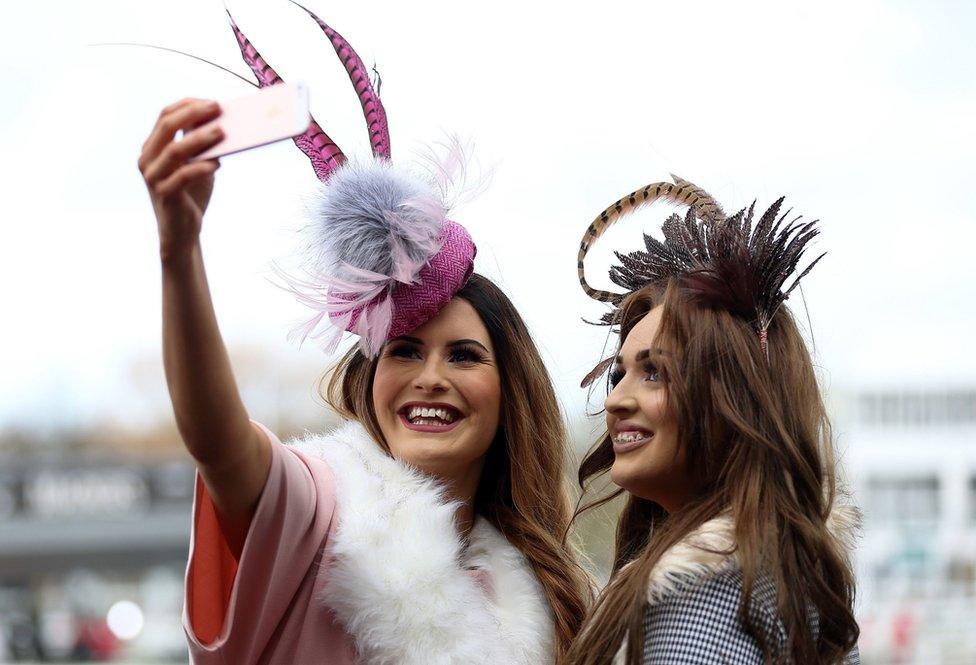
[565,178,861,664]
[136,4,587,663]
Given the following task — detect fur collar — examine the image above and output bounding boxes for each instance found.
[289,421,554,665]
[613,502,860,664]
[643,502,861,604]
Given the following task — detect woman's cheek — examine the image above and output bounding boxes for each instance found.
[639,389,668,425]
[374,361,409,399]
[472,375,500,411]
[460,371,502,449]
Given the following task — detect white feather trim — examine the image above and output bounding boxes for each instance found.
[288,421,554,665]
[413,135,493,214]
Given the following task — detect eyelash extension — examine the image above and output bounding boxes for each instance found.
[609,363,660,388]
[642,362,662,382]
[385,343,419,359]
[449,344,488,364]
[384,343,489,365]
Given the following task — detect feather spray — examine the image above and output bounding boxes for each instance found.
[226,7,478,357]
[578,175,824,386]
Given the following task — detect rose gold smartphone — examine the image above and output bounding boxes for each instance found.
[191,81,310,161]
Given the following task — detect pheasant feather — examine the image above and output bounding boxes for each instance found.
[578,175,825,382]
[226,10,345,182]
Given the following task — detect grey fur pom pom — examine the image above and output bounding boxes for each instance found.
[303,160,447,284]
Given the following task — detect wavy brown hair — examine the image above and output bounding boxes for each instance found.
[566,281,858,665]
[324,273,589,659]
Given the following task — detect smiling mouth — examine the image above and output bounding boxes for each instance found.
[398,404,464,433]
[612,430,653,453]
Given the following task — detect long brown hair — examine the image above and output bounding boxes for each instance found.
[323,273,589,659]
[566,281,859,664]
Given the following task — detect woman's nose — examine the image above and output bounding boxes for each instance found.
[605,382,636,416]
[413,358,449,392]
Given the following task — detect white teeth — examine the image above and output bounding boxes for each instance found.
[614,431,651,444]
[406,406,457,424]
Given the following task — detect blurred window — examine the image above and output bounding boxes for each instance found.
[859,390,976,427]
[970,476,976,523]
[867,475,940,524]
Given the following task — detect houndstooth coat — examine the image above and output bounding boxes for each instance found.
[618,505,861,664]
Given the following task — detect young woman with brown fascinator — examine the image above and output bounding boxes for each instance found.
[565,177,861,664]
[136,4,586,663]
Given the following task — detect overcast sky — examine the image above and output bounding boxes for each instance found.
[1,0,974,433]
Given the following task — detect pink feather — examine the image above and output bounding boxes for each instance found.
[362,294,394,356]
[226,10,345,182]
[288,1,392,160]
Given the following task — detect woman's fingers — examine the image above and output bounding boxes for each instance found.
[159,97,200,117]
[155,160,220,199]
[139,99,220,173]
[142,124,224,191]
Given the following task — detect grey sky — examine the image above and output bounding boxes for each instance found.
[2,0,974,431]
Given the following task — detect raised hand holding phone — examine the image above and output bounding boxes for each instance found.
[192,82,310,161]
[138,98,224,261]
[137,96,271,547]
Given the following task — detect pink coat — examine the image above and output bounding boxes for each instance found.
[184,423,357,664]
[182,421,555,665]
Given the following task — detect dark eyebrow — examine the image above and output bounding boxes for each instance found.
[616,348,667,365]
[390,336,424,345]
[449,339,491,354]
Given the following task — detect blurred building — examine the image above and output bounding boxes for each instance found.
[0,349,341,662]
[0,451,193,662]
[841,387,976,664]
[4,365,975,662]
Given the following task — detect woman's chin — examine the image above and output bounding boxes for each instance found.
[610,458,650,497]
[390,433,474,473]
[609,462,631,491]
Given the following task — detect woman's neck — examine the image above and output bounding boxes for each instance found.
[439,457,486,542]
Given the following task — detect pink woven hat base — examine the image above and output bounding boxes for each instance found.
[333,221,476,340]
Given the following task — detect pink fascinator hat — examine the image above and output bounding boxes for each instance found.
[228,3,477,357]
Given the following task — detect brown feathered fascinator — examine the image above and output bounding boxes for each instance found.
[577,175,824,387]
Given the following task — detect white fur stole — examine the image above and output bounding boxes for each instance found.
[288,421,554,665]
[642,502,861,603]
